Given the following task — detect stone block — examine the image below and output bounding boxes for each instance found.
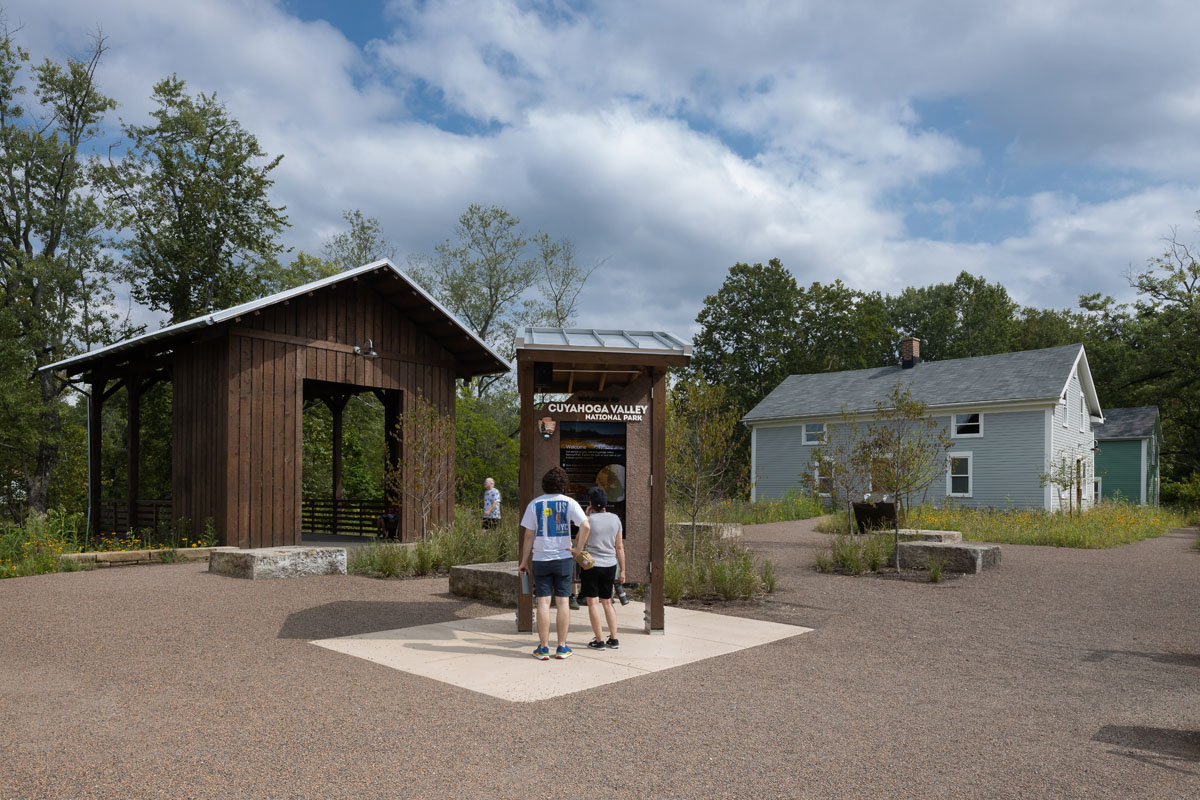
[208,546,346,579]
[450,561,520,606]
[897,529,963,543]
[897,541,1001,574]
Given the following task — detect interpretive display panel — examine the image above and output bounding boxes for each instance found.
[559,421,627,533]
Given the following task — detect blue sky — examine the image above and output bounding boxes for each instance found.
[9,0,1200,340]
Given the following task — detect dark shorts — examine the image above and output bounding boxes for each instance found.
[579,563,617,600]
[482,517,499,529]
[532,558,573,598]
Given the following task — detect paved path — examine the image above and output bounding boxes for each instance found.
[1,521,1197,799]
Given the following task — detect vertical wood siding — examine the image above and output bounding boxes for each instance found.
[181,281,462,547]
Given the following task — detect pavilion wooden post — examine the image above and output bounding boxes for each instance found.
[381,389,403,511]
[88,379,104,537]
[127,371,141,532]
[649,366,667,630]
[517,358,535,632]
[329,394,349,536]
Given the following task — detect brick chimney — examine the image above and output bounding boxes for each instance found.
[901,337,921,369]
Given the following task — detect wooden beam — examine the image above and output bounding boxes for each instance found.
[649,366,666,632]
[89,379,104,536]
[127,372,141,533]
[517,359,535,633]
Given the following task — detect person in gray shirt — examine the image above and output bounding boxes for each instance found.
[580,486,626,650]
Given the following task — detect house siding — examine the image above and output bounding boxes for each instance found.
[1095,440,1144,504]
[754,424,812,501]
[941,410,1046,509]
[752,407,1050,509]
[1048,366,1097,512]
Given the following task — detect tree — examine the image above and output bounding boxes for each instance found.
[691,259,804,416]
[95,75,288,322]
[0,29,125,514]
[454,388,519,507]
[665,375,740,563]
[410,204,594,395]
[323,208,395,271]
[532,233,597,327]
[796,280,895,373]
[887,271,1018,361]
[263,209,394,293]
[863,383,953,569]
[1125,223,1200,478]
[803,407,874,535]
[385,390,454,541]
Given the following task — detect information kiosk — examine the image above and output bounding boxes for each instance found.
[515,328,691,633]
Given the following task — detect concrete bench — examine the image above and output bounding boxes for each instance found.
[208,546,347,579]
[897,541,1001,574]
[450,561,520,607]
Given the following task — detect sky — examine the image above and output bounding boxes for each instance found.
[7,0,1200,342]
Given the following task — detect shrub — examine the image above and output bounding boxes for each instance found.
[815,531,894,576]
[928,558,944,583]
[662,522,776,602]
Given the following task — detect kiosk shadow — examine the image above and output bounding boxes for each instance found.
[1093,725,1200,775]
[1083,649,1200,668]
[278,600,471,639]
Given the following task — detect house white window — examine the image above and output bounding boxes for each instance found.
[947,452,973,498]
[811,459,832,496]
[1060,399,1068,427]
[1079,394,1087,433]
[1093,478,1102,506]
[952,412,983,438]
[803,423,826,445]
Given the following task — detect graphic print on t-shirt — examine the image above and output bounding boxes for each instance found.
[535,499,571,538]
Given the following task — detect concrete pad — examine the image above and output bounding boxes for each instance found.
[311,601,811,703]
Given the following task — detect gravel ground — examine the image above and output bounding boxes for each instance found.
[1,521,1197,799]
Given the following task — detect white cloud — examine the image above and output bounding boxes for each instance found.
[4,0,1200,342]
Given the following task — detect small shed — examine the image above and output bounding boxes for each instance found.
[1094,406,1161,506]
[42,260,508,546]
[515,327,691,633]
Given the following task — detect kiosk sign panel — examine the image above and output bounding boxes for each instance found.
[559,421,627,531]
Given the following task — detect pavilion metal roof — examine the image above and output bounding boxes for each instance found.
[40,260,511,378]
[515,327,692,355]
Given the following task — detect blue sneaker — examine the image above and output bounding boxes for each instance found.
[555,645,573,660]
[533,645,550,660]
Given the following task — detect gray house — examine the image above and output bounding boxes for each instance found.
[743,340,1103,511]
[1094,407,1161,506]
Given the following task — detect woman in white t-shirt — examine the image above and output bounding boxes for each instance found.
[580,486,626,650]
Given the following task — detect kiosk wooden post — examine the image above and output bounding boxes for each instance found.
[515,328,691,634]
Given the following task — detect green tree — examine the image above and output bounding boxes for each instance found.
[666,375,740,563]
[95,75,288,322]
[0,29,124,515]
[1126,225,1200,477]
[410,203,594,395]
[454,388,519,508]
[264,209,393,293]
[803,407,874,535]
[691,259,804,416]
[887,272,1017,361]
[797,280,895,372]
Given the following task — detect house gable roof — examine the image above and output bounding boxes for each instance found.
[41,260,511,379]
[1095,406,1160,441]
[744,344,1099,424]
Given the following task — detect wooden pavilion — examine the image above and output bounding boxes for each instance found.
[41,260,508,547]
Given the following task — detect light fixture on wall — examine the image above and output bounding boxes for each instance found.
[353,339,379,359]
